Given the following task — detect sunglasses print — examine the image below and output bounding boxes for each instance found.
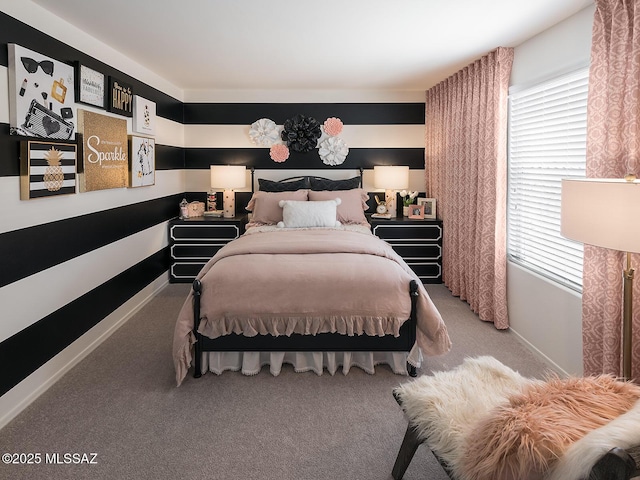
[20,57,54,76]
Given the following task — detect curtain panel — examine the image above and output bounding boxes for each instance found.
[583,0,640,378]
[425,47,513,329]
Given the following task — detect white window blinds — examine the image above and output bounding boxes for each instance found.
[507,68,589,291]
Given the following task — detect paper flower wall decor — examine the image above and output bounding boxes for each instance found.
[323,117,343,137]
[249,118,279,146]
[269,144,290,163]
[319,137,349,166]
[281,114,322,153]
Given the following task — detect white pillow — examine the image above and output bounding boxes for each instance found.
[277,199,342,228]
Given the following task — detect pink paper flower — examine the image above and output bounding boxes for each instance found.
[323,117,343,136]
[269,144,290,163]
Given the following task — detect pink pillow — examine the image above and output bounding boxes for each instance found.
[308,189,369,224]
[245,189,308,225]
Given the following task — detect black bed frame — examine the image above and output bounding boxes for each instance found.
[191,278,420,379]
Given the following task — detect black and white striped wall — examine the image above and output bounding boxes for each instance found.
[0,1,426,427]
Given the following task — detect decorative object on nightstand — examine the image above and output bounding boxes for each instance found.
[408,204,425,219]
[210,165,246,218]
[400,190,418,217]
[374,194,388,215]
[561,176,640,381]
[168,215,247,283]
[374,165,409,218]
[179,198,189,219]
[370,216,443,283]
[187,201,205,218]
[417,197,437,219]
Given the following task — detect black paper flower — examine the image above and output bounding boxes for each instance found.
[281,114,322,153]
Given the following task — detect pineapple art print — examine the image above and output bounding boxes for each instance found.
[43,146,64,191]
[20,141,77,199]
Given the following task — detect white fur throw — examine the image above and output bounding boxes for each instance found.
[277,199,341,228]
[393,356,640,480]
[393,356,538,477]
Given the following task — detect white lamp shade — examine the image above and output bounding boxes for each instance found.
[210,165,246,189]
[561,178,640,254]
[373,165,409,190]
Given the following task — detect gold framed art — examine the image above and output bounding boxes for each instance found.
[20,140,77,199]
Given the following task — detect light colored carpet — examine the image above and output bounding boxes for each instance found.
[0,284,554,480]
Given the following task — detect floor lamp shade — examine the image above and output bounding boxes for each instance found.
[561,177,640,380]
[561,178,640,254]
[373,166,409,218]
[210,165,246,218]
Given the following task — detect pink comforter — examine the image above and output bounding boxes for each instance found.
[173,228,451,385]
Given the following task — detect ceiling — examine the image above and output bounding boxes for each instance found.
[30,0,593,92]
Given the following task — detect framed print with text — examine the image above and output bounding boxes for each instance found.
[76,63,105,108]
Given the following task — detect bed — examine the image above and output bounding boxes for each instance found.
[172,174,451,385]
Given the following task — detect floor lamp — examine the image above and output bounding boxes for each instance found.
[561,176,640,380]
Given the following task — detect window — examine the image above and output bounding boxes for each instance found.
[507,68,589,291]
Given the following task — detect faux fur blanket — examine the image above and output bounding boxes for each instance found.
[394,356,640,480]
[460,375,640,480]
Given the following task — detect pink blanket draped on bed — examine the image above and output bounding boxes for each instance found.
[173,228,451,385]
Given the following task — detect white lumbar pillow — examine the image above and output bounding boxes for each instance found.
[277,199,342,228]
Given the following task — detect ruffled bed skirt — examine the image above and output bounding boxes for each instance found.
[200,351,410,377]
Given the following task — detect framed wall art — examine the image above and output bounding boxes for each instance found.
[75,63,105,108]
[132,95,156,136]
[20,140,77,199]
[107,76,133,117]
[129,136,155,187]
[77,109,128,192]
[417,197,437,219]
[8,43,76,140]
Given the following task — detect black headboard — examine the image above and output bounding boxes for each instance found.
[250,167,364,193]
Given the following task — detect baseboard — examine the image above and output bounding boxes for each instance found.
[509,327,571,378]
[0,274,168,430]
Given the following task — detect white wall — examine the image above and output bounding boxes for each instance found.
[507,3,595,376]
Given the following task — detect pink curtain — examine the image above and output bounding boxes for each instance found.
[583,0,640,379]
[425,47,513,329]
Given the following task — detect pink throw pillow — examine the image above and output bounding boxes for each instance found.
[245,190,308,225]
[308,189,369,224]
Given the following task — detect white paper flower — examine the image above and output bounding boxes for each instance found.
[318,137,349,166]
[249,118,279,146]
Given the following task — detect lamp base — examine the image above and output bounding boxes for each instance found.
[222,189,235,218]
[385,189,397,218]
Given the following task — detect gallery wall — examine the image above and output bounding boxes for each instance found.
[0,3,186,426]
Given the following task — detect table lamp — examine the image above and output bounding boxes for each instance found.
[374,166,409,218]
[210,165,246,218]
[561,175,640,380]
